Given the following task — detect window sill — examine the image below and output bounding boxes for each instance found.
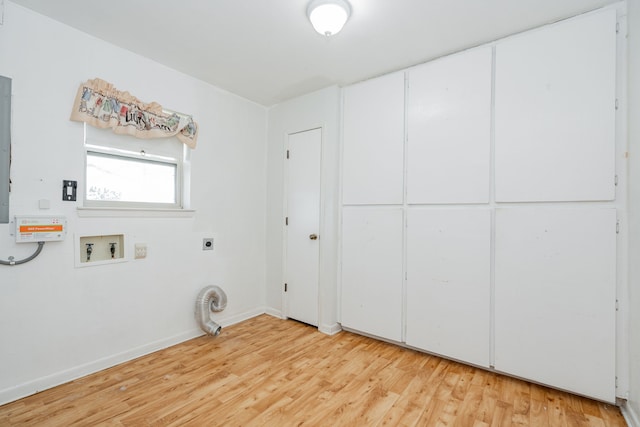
[76,207,196,218]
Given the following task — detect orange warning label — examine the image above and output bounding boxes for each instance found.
[19,225,64,233]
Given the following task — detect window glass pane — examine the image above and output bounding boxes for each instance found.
[86,152,176,204]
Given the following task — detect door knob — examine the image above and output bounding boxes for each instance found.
[309,234,318,240]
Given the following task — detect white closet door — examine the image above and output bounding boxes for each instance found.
[407,47,491,204]
[495,208,616,402]
[343,72,405,205]
[285,128,321,327]
[406,209,491,367]
[341,207,403,341]
[495,9,616,202]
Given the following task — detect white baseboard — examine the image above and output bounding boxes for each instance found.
[622,401,640,427]
[218,306,269,328]
[263,310,341,335]
[264,307,284,319]
[0,328,201,406]
[319,322,342,335]
[0,307,268,406]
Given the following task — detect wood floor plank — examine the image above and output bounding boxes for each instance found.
[512,389,531,426]
[416,398,448,426]
[546,388,569,427]
[0,315,628,427]
[598,402,628,426]
[491,400,514,427]
[377,363,442,426]
[476,374,500,425]
[530,398,550,426]
[454,384,485,427]
[451,365,475,402]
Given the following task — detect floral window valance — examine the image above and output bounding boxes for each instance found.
[70,78,198,149]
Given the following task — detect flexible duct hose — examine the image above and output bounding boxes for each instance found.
[195,285,227,336]
[0,242,45,266]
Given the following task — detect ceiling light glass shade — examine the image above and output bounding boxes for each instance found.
[307,0,351,36]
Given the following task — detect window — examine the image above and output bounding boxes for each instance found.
[84,125,187,209]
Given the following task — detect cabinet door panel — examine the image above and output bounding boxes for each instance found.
[341,208,403,341]
[406,209,491,367]
[407,47,491,204]
[495,10,616,202]
[495,208,616,402]
[343,72,405,205]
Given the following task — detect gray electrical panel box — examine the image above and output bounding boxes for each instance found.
[0,76,10,224]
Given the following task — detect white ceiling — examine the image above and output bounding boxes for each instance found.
[10,0,619,106]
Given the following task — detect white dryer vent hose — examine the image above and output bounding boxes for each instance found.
[195,285,227,336]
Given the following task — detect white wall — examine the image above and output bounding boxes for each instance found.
[0,2,267,404]
[266,87,341,334]
[627,0,640,423]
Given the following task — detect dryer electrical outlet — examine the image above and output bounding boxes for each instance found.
[13,216,66,243]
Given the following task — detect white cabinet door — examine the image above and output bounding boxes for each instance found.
[406,209,491,367]
[495,208,617,402]
[407,47,492,204]
[341,207,403,341]
[495,9,616,202]
[343,72,405,205]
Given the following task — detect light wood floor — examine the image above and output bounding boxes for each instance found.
[0,315,627,426]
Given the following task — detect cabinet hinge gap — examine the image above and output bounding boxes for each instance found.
[615,175,619,186]
[616,220,620,234]
[285,217,288,226]
[616,22,620,34]
[284,283,288,292]
[286,150,290,159]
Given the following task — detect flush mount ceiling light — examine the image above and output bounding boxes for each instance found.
[307,0,352,37]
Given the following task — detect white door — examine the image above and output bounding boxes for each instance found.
[407,46,492,204]
[285,128,321,326]
[340,207,404,341]
[494,207,617,402]
[406,208,491,367]
[342,72,405,205]
[494,9,616,202]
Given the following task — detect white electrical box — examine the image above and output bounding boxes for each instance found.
[13,216,67,243]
